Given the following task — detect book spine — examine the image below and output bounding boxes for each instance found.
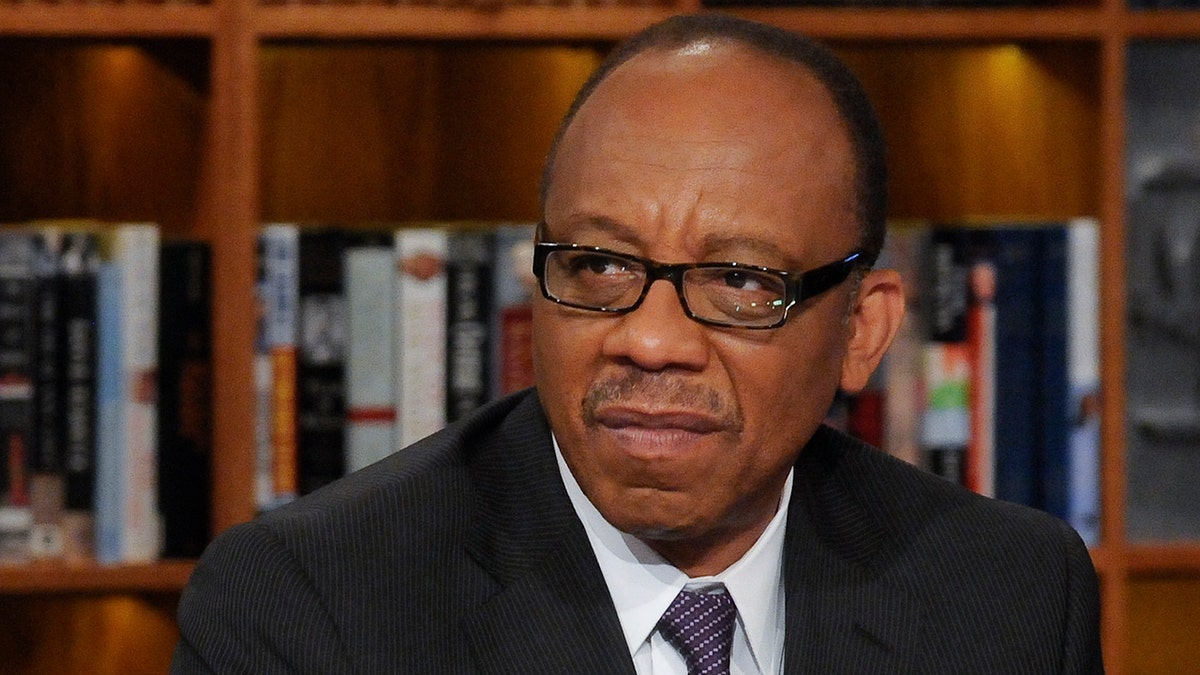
[253,234,272,511]
[1066,218,1101,546]
[94,260,125,564]
[59,232,99,561]
[157,240,212,558]
[344,245,396,472]
[115,224,162,563]
[259,224,300,509]
[990,227,1042,508]
[965,248,997,498]
[921,226,971,483]
[296,227,382,493]
[445,229,493,423]
[393,227,448,450]
[489,224,538,398]
[0,231,37,562]
[921,341,971,485]
[29,230,65,559]
[1037,225,1070,520]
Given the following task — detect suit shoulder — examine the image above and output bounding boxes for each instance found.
[806,426,1089,559]
[247,391,540,556]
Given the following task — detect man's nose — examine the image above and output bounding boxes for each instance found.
[600,279,710,372]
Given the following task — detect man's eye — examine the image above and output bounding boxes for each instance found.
[570,254,627,276]
[722,270,766,291]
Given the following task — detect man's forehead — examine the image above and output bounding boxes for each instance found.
[572,42,838,138]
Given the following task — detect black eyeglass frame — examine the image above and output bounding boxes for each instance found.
[531,241,868,329]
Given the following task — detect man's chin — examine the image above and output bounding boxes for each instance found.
[602,505,713,544]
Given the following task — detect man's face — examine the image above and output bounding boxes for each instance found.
[534,42,863,570]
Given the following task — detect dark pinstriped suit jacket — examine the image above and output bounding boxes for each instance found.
[171,390,1102,674]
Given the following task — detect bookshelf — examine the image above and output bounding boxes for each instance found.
[1,1,1198,672]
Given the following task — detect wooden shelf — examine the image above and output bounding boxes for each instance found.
[1128,545,1200,575]
[5,4,1200,44]
[0,4,216,38]
[737,7,1114,41]
[252,5,1124,43]
[1126,10,1200,38]
[0,560,194,595]
[255,4,680,40]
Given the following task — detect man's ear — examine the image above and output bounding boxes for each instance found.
[840,268,906,394]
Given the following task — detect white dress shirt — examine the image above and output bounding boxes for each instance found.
[554,437,791,675]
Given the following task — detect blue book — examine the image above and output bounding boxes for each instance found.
[1036,225,1070,520]
[93,261,125,564]
[986,227,1042,508]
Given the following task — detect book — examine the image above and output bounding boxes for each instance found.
[920,226,972,482]
[921,341,971,485]
[29,229,65,559]
[0,231,37,560]
[157,240,212,558]
[257,224,300,510]
[445,228,493,423]
[344,244,397,473]
[1037,225,1070,520]
[94,223,162,565]
[393,226,448,449]
[965,250,997,498]
[58,231,100,561]
[988,226,1045,509]
[295,226,388,493]
[1065,218,1101,545]
[489,223,538,398]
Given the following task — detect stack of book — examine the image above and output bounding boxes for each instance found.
[254,221,538,511]
[0,221,212,566]
[833,218,1101,545]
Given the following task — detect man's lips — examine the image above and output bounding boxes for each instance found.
[591,407,729,434]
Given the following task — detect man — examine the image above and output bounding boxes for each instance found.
[172,13,1102,674]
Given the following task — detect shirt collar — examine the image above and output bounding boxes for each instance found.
[553,434,791,671]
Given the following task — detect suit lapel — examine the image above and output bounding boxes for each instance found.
[782,427,923,673]
[461,393,635,675]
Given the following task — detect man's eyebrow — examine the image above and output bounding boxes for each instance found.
[550,216,806,269]
[550,214,642,243]
[697,233,803,270]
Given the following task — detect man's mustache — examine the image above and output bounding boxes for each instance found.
[581,371,744,432]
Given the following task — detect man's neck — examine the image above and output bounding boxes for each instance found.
[641,516,776,578]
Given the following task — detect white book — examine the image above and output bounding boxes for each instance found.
[1066,217,1101,546]
[345,246,397,472]
[393,228,448,450]
[257,224,300,510]
[95,223,161,564]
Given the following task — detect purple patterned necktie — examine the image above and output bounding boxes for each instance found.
[657,586,738,675]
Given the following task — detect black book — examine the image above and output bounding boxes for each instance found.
[296,227,389,495]
[58,232,100,561]
[0,231,38,513]
[445,229,493,423]
[28,231,65,558]
[157,240,213,558]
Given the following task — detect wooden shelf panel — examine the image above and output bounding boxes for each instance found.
[5,4,1200,43]
[255,5,679,40]
[1127,10,1200,38]
[0,4,216,38]
[252,5,1127,42]
[0,560,194,595]
[739,7,1114,41]
[1128,545,1200,574]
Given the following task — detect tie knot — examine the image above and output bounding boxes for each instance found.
[657,587,738,675]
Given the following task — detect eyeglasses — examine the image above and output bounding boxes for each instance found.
[532,241,867,329]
